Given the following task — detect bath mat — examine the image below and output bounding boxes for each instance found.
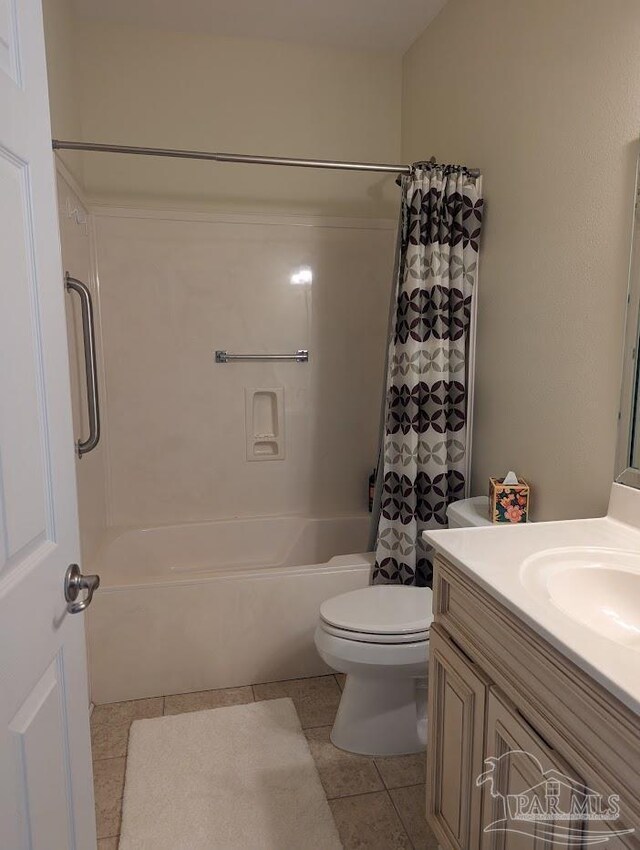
[118,697,342,850]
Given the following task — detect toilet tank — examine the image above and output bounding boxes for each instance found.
[446,496,492,528]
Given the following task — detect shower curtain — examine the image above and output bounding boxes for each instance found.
[371,163,484,587]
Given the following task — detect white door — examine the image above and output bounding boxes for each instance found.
[0,0,97,848]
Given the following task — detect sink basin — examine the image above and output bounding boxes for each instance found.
[520,548,640,648]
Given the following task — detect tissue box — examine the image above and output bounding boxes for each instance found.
[489,477,530,523]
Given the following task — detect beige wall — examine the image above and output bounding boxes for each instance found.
[41,0,83,180]
[403,0,640,520]
[71,20,402,218]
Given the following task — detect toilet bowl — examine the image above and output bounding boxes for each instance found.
[314,585,433,756]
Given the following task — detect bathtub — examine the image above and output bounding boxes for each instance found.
[86,514,373,704]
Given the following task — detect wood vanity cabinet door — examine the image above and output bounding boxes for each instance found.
[480,689,586,850]
[426,624,488,850]
[583,822,638,849]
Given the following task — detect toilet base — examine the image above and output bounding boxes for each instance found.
[330,674,428,756]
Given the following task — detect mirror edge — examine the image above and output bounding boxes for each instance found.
[615,142,640,486]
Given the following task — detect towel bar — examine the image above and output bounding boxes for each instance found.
[214,350,308,363]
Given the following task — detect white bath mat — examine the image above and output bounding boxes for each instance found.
[119,698,342,850]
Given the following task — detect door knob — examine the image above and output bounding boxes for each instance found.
[64,563,100,614]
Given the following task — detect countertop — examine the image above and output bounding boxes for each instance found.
[424,483,640,716]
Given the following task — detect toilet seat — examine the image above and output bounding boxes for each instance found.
[319,621,430,645]
[319,585,433,638]
[315,626,429,672]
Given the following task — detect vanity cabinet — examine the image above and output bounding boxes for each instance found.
[427,555,640,850]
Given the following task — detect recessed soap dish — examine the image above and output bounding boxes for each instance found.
[244,388,285,461]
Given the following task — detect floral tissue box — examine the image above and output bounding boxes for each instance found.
[489,477,530,523]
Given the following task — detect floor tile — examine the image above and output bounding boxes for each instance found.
[305,726,383,799]
[390,785,439,850]
[93,757,126,840]
[164,686,254,715]
[91,698,163,760]
[335,673,346,691]
[374,752,426,790]
[253,675,342,728]
[97,839,119,850]
[330,791,413,850]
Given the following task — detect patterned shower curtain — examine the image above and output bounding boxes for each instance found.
[372,164,483,587]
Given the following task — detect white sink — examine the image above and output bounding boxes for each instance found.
[520,547,640,649]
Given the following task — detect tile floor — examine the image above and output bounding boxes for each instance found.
[92,673,439,850]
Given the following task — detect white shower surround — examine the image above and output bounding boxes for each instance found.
[56,196,399,704]
[87,515,372,704]
[58,185,480,706]
[92,206,396,529]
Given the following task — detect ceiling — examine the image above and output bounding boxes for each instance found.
[72,0,448,53]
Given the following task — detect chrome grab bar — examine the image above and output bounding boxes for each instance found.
[65,273,101,457]
[215,349,309,364]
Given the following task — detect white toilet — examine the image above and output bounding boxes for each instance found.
[315,496,491,756]
[315,585,433,755]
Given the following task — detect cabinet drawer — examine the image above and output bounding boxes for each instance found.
[427,624,490,850]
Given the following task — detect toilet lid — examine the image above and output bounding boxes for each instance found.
[320,586,434,636]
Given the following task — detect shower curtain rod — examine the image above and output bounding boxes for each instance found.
[51,139,480,177]
[52,139,411,174]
